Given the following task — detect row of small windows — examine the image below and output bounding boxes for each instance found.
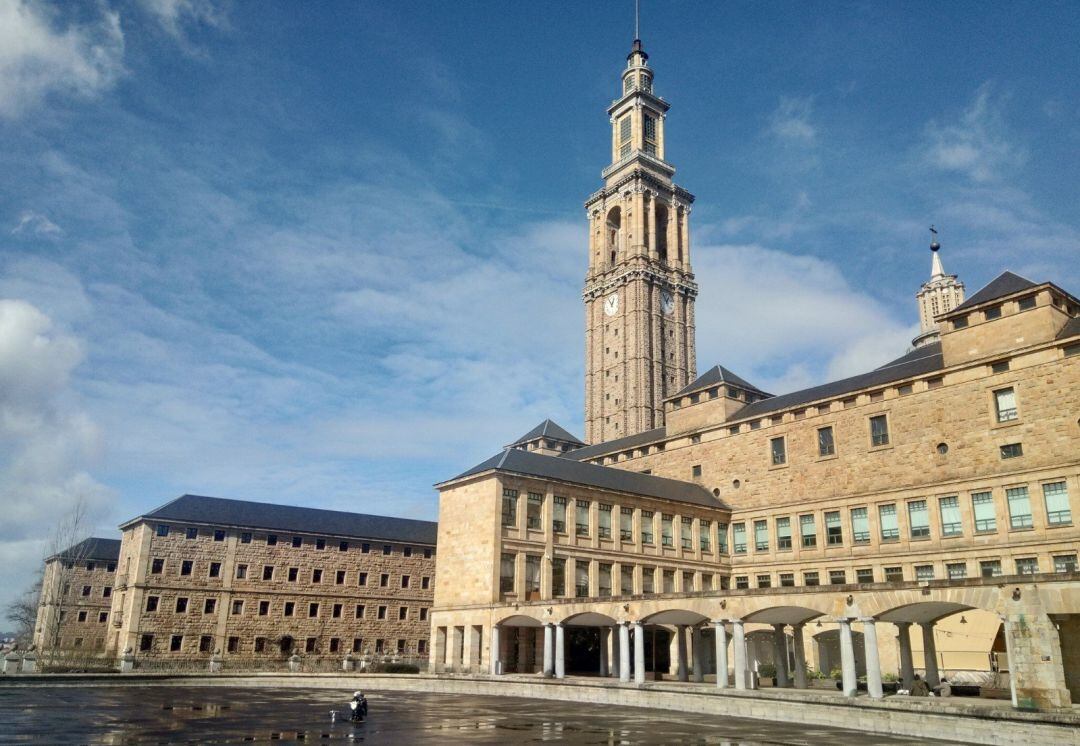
[144,594,429,622]
[499,554,722,598]
[64,560,116,572]
[63,583,112,599]
[152,525,433,558]
[148,558,430,589]
[63,609,110,624]
[501,490,725,552]
[949,292,1078,331]
[731,481,1071,554]
[622,72,652,95]
[138,633,427,656]
[734,553,1078,590]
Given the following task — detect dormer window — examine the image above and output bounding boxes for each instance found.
[1018,296,1036,311]
[952,315,968,329]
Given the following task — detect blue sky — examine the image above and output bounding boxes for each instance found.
[1,0,1078,611]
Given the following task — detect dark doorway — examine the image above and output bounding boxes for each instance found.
[566,628,601,674]
[279,635,293,655]
[645,627,671,673]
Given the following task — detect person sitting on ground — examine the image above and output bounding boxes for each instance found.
[909,674,930,697]
[937,677,951,697]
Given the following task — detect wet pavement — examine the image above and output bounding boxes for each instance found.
[0,686,974,744]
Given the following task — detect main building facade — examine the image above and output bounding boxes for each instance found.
[429,38,1080,712]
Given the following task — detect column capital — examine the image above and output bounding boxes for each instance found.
[895,620,912,628]
[858,617,877,624]
[710,619,727,626]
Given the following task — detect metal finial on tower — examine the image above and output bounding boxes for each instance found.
[929,225,940,251]
[635,0,640,41]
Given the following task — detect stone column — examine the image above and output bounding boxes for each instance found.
[861,618,883,699]
[490,625,501,675]
[611,624,620,679]
[647,193,657,259]
[554,623,566,679]
[543,624,554,677]
[838,618,857,697]
[633,622,646,684]
[792,624,807,689]
[675,624,688,681]
[713,621,729,689]
[921,622,940,687]
[732,619,747,690]
[691,626,704,683]
[599,627,609,677]
[619,623,631,683]
[771,624,789,687]
[896,622,914,689]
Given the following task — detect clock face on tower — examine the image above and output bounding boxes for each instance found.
[660,290,675,315]
[604,293,620,316]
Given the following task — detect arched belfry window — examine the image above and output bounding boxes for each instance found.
[606,206,622,265]
[655,204,669,262]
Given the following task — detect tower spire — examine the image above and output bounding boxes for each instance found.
[929,225,945,278]
[913,226,965,348]
[635,0,640,40]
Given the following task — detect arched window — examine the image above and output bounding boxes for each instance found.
[606,207,622,265]
[655,204,669,261]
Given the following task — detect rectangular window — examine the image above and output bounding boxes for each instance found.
[204,598,216,614]
[398,607,408,620]
[829,569,846,585]
[357,572,367,586]
[355,604,365,619]
[1000,443,1023,459]
[599,504,612,539]
[575,562,590,598]
[145,596,159,612]
[757,574,771,588]
[379,573,389,587]
[266,534,277,546]
[770,437,786,466]
[315,538,325,550]
[185,527,197,539]
[598,563,612,596]
[336,570,346,584]
[753,519,768,551]
[501,488,518,527]
[661,514,674,547]
[692,464,702,478]
[851,507,870,543]
[526,492,543,530]
[231,600,243,615]
[699,519,711,551]
[620,508,633,541]
[984,305,1001,320]
[884,566,904,582]
[235,564,247,579]
[553,496,567,533]
[717,522,728,553]
[780,573,795,587]
[619,114,631,144]
[980,560,1002,578]
[915,564,935,581]
[214,529,225,542]
[525,555,541,595]
[870,415,889,447]
[642,567,655,594]
[776,516,792,549]
[908,500,930,538]
[291,536,302,548]
[421,576,430,589]
[170,635,183,652]
[799,514,816,548]
[732,522,747,554]
[209,562,221,578]
[1006,486,1033,529]
[681,517,693,550]
[641,511,654,545]
[576,500,590,536]
[803,571,819,587]
[938,496,962,536]
[1054,554,1077,573]
[953,314,969,329]
[259,600,269,616]
[401,575,410,588]
[1043,481,1071,525]
[825,511,843,545]
[994,387,1018,422]
[1018,295,1036,310]
[151,558,164,574]
[377,606,387,620]
[287,567,298,582]
[552,558,566,597]
[140,634,154,652]
[972,491,996,532]
[947,562,967,579]
[817,426,835,456]
[284,602,294,617]
[662,569,675,593]
[175,597,187,613]
[856,567,874,583]
[1016,557,1039,575]
[643,114,656,142]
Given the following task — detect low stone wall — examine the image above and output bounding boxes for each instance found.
[2,673,1077,746]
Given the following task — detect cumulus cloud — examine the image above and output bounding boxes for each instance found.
[11,209,62,238]
[0,0,124,118]
[922,83,1025,183]
[769,96,817,144]
[0,298,113,608]
[138,0,227,46]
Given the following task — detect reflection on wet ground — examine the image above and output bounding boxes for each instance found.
[0,686,972,744]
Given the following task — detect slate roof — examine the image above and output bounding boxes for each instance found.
[563,426,668,462]
[731,343,945,421]
[443,447,723,509]
[122,494,437,545]
[673,365,771,399]
[1058,315,1080,341]
[950,271,1038,313]
[508,419,585,448]
[49,537,121,562]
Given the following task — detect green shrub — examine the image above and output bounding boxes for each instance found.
[882,672,899,682]
[828,667,843,680]
[757,663,777,678]
[380,663,420,674]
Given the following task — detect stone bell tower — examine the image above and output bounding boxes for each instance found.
[583,38,697,445]
[912,229,965,349]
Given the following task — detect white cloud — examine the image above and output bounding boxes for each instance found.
[11,209,62,238]
[0,298,113,608]
[0,0,124,118]
[922,84,1025,183]
[769,96,817,144]
[138,0,227,45]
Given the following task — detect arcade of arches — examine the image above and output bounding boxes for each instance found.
[432,577,1080,711]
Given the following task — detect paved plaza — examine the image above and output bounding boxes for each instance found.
[0,686,979,744]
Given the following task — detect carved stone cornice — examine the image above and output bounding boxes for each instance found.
[585,166,696,210]
[582,264,699,301]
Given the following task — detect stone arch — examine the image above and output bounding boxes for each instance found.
[640,608,710,626]
[863,585,1002,620]
[606,206,622,265]
[654,202,669,261]
[495,613,545,628]
[742,605,827,626]
[812,628,866,678]
[561,611,618,627]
